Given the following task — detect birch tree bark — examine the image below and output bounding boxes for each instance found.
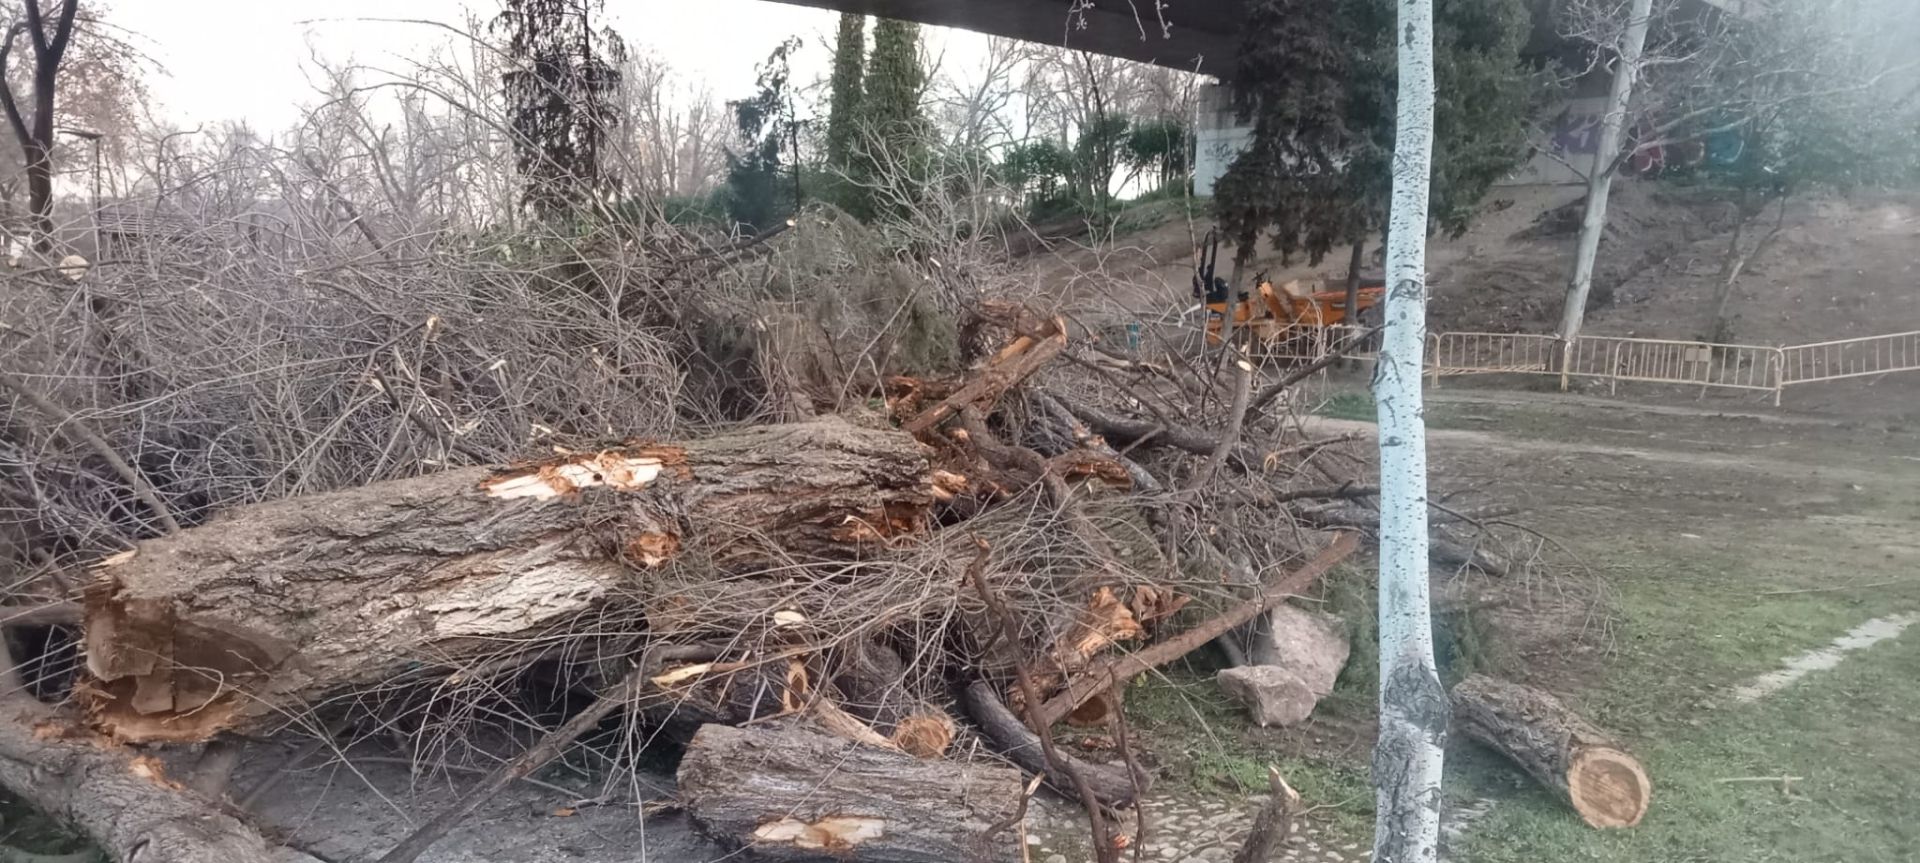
[1557,0,1655,348]
[1371,0,1447,859]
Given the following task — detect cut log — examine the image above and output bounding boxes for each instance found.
[80,418,936,742]
[677,723,1024,863]
[1451,674,1651,828]
[0,699,319,863]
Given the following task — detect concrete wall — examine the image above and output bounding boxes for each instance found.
[1194,82,1251,197]
[1501,94,1610,186]
[1193,72,1617,193]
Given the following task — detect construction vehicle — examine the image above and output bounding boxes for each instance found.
[1191,229,1385,348]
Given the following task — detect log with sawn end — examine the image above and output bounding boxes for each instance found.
[80,418,937,742]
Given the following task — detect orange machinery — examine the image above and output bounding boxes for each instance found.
[1192,230,1384,346]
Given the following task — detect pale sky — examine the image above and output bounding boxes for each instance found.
[115,0,987,132]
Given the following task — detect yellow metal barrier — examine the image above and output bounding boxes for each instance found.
[1779,331,1920,386]
[1421,332,1786,402]
[1238,325,1918,408]
[1590,337,1784,398]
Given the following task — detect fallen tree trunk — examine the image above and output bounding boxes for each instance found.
[0,699,318,863]
[1451,674,1651,828]
[960,680,1142,808]
[81,418,938,742]
[677,723,1024,863]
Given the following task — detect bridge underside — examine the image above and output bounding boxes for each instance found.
[761,0,1243,73]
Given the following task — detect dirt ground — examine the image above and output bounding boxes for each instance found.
[1029,180,1920,353]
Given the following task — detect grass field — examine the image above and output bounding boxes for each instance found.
[1135,388,1920,862]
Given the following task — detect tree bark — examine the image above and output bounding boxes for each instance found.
[1558,0,1655,346]
[80,418,937,742]
[1451,675,1651,828]
[677,722,1025,863]
[960,680,1141,808]
[1373,0,1446,860]
[1343,239,1365,343]
[0,699,318,863]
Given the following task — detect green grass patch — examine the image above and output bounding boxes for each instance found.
[1120,668,1377,841]
[1318,391,1377,422]
[1459,617,1920,863]
[1105,565,1394,843]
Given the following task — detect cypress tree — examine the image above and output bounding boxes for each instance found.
[824,13,866,169]
[853,18,929,221]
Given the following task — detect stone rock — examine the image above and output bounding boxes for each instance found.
[1250,602,1350,698]
[1216,665,1319,727]
[1045,856,1068,863]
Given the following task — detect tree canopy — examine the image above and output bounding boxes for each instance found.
[823,13,865,170]
[1215,0,1540,268]
[493,0,627,216]
[723,38,803,230]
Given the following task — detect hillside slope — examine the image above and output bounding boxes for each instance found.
[1023,183,1920,349]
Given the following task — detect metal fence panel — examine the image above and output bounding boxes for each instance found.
[1779,331,1920,385]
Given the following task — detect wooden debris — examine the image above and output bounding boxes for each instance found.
[79,419,935,742]
[1232,767,1301,863]
[811,698,901,752]
[677,723,1024,863]
[889,709,957,759]
[1452,674,1652,828]
[1030,586,1146,699]
[1036,533,1359,728]
[0,697,318,863]
[903,315,1067,436]
[960,680,1142,808]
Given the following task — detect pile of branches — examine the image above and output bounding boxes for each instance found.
[0,175,1529,862]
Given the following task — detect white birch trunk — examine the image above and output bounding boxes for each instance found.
[1558,0,1656,345]
[1371,0,1447,860]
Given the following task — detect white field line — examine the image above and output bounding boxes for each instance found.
[1733,613,1918,702]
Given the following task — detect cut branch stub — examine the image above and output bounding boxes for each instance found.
[81,419,936,742]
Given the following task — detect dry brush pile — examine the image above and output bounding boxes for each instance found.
[0,181,1530,862]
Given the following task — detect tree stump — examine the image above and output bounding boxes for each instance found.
[1451,674,1651,828]
[80,419,937,742]
[677,723,1024,863]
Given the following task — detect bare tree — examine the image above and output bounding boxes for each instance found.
[1556,0,1654,348]
[929,36,1027,154]
[0,0,78,250]
[612,51,729,200]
